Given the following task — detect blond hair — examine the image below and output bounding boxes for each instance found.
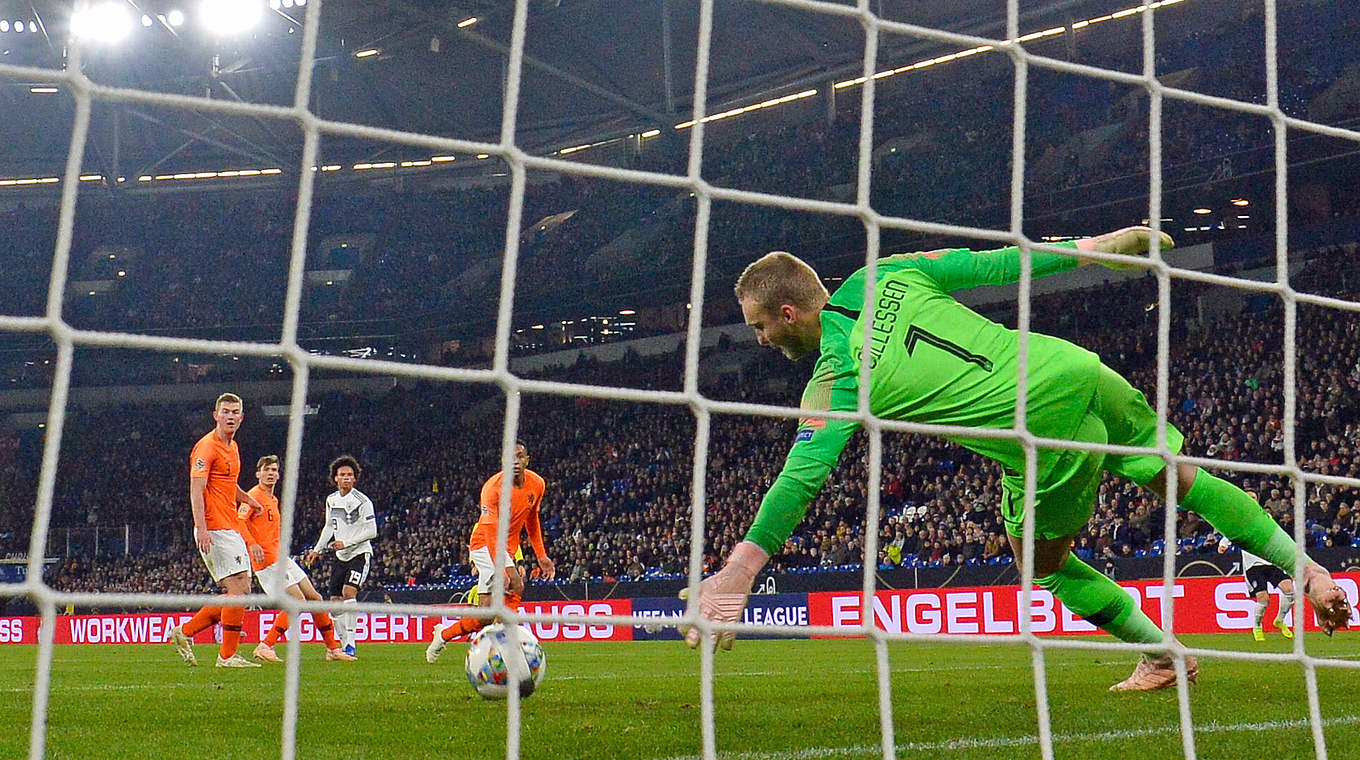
[215,392,242,409]
[733,251,829,315]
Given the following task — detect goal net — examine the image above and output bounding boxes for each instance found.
[2,0,1359,759]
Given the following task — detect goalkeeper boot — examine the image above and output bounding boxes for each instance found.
[169,626,197,667]
[216,653,262,668]
[425,624,448,663]
[252,643,283,663]
[1252,626,1265,643]
[1109,654,1199,692]
[1275,618,1293,639]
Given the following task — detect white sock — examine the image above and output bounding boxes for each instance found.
[1278,591,1295,620]
[331,601,348,646]
[342,598,358,648]
[1252,599,1267,627]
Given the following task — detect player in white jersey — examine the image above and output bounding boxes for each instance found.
[1219,535,1296,641]
[304,455,376,657]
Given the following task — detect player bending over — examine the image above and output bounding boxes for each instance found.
[426,441,555,663]
[242,455,356,662]
[685,229,1352,691]
[1219,527,1297,642]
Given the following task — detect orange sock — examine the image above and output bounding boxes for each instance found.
[441,615,487,642]
[220,605,245,659]
[181,605,221,637]
[440,594,522,642]
[265,612,288,647]
[314,612,341,650]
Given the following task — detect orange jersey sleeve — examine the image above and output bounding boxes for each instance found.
[244,485,281,571]
[468,473,503,551]
[189,432,243,532]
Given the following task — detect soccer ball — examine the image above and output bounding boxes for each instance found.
[464,623,547,700]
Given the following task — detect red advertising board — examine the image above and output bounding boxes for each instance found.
[807,572,1360,636]
[0,598,635,645]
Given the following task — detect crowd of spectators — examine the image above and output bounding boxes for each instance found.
[5,0,1360,391]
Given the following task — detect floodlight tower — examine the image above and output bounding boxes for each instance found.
[199,0,264,98]
[69,1,135,46]
[200,0,264,36]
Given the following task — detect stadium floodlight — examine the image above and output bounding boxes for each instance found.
[354,48,378,58]
[9,18,21,32]
[1231,198,1250,206]
[28,20,36,31]
[200,0,263,35]
[457,16,476,28]
[0,20,9,32]
[166,9,184,26]
[1192,207,1212,214]
[71,3,135,44]
[140,14,152,26]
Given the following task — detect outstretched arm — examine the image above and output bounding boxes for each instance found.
[685,412,859,651]
[745,416,860,556]
[894,227,1173,292]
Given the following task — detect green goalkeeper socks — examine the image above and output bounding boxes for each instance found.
[1035,554,1165,644]
[1180,469,1309,570]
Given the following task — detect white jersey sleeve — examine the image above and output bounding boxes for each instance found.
[1240,548,1273,572]
[312,514,336,555]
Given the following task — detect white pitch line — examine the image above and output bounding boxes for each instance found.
[650,715,1360,760]
[7,652,1358,693]
[0,664,1009,692]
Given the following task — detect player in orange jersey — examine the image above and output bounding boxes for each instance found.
[242,455,356,663]
[167,393,265,668]
[425,441,555,663]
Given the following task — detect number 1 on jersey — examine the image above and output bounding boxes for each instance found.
[904,324,994,371]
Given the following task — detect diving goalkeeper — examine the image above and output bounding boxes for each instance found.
[687,228,1352,691]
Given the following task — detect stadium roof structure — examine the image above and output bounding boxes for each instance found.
[0,0,1148,183]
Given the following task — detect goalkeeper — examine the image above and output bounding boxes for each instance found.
[688,227,1352,691]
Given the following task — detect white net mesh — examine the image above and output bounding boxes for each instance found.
[2,0,1360,759]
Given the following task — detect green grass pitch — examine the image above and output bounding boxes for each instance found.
[1,634,1356,759]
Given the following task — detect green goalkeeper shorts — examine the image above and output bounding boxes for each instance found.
[1001,363,1185,540]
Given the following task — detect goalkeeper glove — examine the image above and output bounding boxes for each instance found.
[1077,226,1174,270]
[1303,563,1353,636]
[681,541,769,650]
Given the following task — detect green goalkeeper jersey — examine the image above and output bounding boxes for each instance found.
[745,243,1104,556]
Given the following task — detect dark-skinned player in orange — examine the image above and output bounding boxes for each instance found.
[425,441,555,663]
